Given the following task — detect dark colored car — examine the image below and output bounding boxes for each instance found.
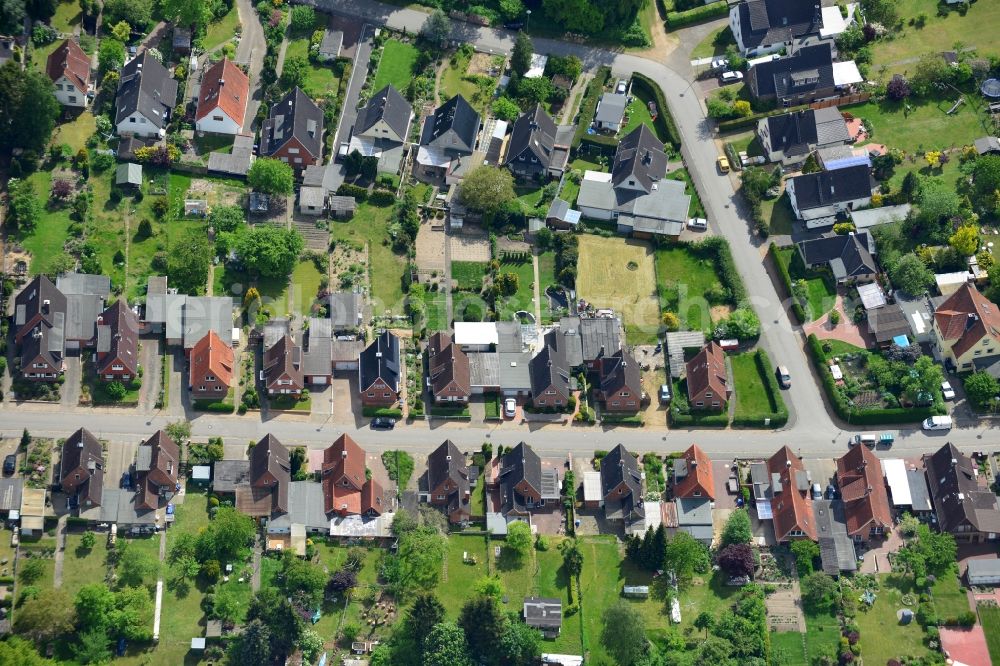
[504,21,524,30]
[3,455,15,475]
[370,417,396,430]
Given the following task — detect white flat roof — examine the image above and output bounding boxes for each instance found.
[542,656,584,666]
[936,271,972,287]
[858,282,886,310]
[525,53,548,79]
[191,465,211,480]
[582,471,602,502]
[833,60,863,86]
[417,145,451,168]
[883,459,912,506]
[583,170,613,183]
[454,322,499,346]
[819,3,856,37]
[491,119,508,139]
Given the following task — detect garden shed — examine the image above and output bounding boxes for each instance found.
[116,163,142,187]
[967,558,1000,585]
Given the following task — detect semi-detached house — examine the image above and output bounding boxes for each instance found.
[115,52,179,138]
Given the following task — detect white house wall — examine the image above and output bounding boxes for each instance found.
[196,109,242,135]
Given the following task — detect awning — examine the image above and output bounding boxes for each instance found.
[833,61,864,86]
[416,146,452,168]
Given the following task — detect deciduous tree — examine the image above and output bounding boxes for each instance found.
[491,97,520,122]
[162,0,211,29]
[14,589,75,643]
[423,622,472,666]
[719,509,752,547]
[949,224,979,257]
[459,166,515,213]
[800,571,838,612]
[167,230,212,294]
[889,253,934,296]
[600,603,648,666]
[964,371,1000,410]
[664,532,710,586]
[233,224,304,279]
[0,64,60,155]
[505,521,532,559]
[717,543,754,578]
[420,9,450,46]
[98,39,126,75]
[247,157,295,195]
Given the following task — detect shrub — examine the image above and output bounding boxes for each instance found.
[666,1,728,28]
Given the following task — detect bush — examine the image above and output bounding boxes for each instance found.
[630,73,680,150]
[771,243,805,323]
[367,189,395,206]
[666,1,728,28]
[336,183,368,202]
[362,406,402,418]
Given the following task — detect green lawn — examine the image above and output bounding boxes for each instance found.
[778,247,837,321]
[372,39,419,93]
[313,543,386,643]
[51,111,97,153]
[559,176,580,207]
[440,535,490,617]
[621,93,660,141]
[203,4,241,52]
[452,260,487,291]
[439,50,482,111]
[291,259,324,316]
[804,609,842,665]
[691,25,734,60]
[665,168,703,218]
[330,203,408,314]
[569,155,606,173]
[538,251,560,323]
[731,352,781,420]
[496,257,536,320]
[515,185,547,214]
[51,0,81,34]
[286,38,344,97]
[856,575,931,665]
[85,373,142,406]
[18,170,73,276]
[770,631,808,666]
[931,565,969,620]
[760,192,796,237]
[981,606,1000,666]
[846,94,990,155]
[268,393,311,411]
[654,244,722,331]
[422,289,447,331]
[61,533,110,596]
[818,339,866,359]
[215,268,288,317]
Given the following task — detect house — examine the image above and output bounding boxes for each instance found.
[321,434,385,517]
[189,330,235,400]
[576,124,690,239]
[116,163,142,187]
[796,232,877,284]
[260,87,324,169]
[46,39,91,107]
[786,164,874,228]
[301,317,333,385]
[115,51,179,138]
[676,495,714,545]
[529,331,572,409]
[195,57,250,135]
[545,198,581,229]
[350,84,412,174]
[235,435,290,519]
[95,299,139,382]
[489,442,559,518]
[932,283,1000,371]
[135,430,180,510]
[423,440,471,524]
[599,444,644,528]
[592,92,627,133]
[593,348,642,412]
[60,428,104,508]
[358,330,400,407]
[882,459,934,517]
[867,304,911,347]
[523,597,562,638]
[835,445,891,543]
[427,332,471,404]
[747,43,841,105]
[144,281,234,350]
[317,29,343,61]
[14,276,67,344]
[0,478,23,518]
[767,446,816,543]
[329,292,363,334]
[923,442,1000,543]
[54,273,109,351]
[729,0,825,56]
[672,444,714,500]
[685,341,730,411]
[264,334,304,395]
[18,318,65,381]
[415,94,480,185]
[502,104,572,180]
[757,107,850,166]
[974,136,1000,156]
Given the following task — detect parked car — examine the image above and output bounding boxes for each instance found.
[850,432,878,447]
[720,70,744,84]
[687,217,708,231]
[710,57,729,70]
[941,381,955,400]
[503,21,524,30]
[504,398,517,418]
[370,417,396,430]
[615,79,628,94]
[775,365,791,389]
[2,455,15,475]
[717,155,730,173]
[658,384,672,404]
[921,415,953,431]
[811,483,823,500]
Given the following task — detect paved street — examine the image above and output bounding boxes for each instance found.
[235,0,267,131]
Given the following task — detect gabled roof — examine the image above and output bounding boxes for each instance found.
[504,104,557,167]
[322,434,368,513]
[933,283,1000,359]
[767,446,816,541]
[736,0,823,49]
[329,292,362,330]
[789,164,872,210]
[924,442,1000,535]
[835,445,891,538]
[140,430,180,489]
[96,299,139,375]
[56,273,111,298]
[115,51,179,129]
[427,332,471,399]
[611,124,667,193]
[21,315,65,370]
[359,330,400,392]
[426,440,468,494]
[498,441,542,500]
[673,444,715,500]
[247,434,290,513]
[762,107,849,158]
[797,232,876,280]
[302,318,332,377]
[685,341,729,401]
[599,444,643,506]
[14,275,66,339]
[263,334,303,389]
[356,84,412,140]
[596,348,641,397]
[749,43,835,99]
[867,303,911,343]
[60,428,103,490]
[523,597,562,629]
[190,330,234,387]
[196,57,250,124]
[261,87,324,159]
[421,94,480,154]
[46,39,90,91]
[529,331,572,400]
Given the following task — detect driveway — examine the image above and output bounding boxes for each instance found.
[61,354,82,407]
[235,0,267,131]
[138,337,161,413]
[104,438,139,490]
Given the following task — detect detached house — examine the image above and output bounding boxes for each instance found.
[593,348,642,413]
[423,440,471,524]
[235,435,290,519]
[60,428,104,509]
[685,341,730,411]
[261,87,324,168]
[757,107,850,167]
[529,331,572,409]
[415,94,480,185]
[47,39,91,107]
[599,444,645,528]
[932,283,1000,371]
[747,43,843,106]
[489,442,559,518]
[136,430,180,511]
[427,332,471,404]
[115,51,179,138]
[95,299,139,382]
[924,442,1000,543]
[195,57,250,135]
[189,330,234,400]
[796,232,877,284]
[263,334,304,396]
[672,444,715,500]
[729,0,824,57]
[767,446,816,543]
[14,276,67,382]
[835,445,891,543]
[502,104,572,180]
[786,164,873,228]
[358,330,401,407]
[351,84,413,174]
[321,434,385,518]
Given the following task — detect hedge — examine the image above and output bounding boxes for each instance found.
[368,189,396,206]
[730,348,789,428]
[428,405,472,419]
[572,66,613,148]
[717,104,810,132]
[363,406,403,418]
[631,72,681,150]
[669,410,729,427]
[193,400,235,413]
[601,413,645,426]
[768,243,806,324]
[666,1,728,29]
[690,236,747,305]
[337,183,369,202]
[805,334,942,425]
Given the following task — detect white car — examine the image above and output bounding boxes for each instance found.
[504,398,517,418]
[922,415,953,431]
[615,79,628,94]
[720,71,744,84]
[941,381,955,400]
[711,57,729,71]
[687,217,708,231]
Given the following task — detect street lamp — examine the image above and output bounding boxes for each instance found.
[525,9,531,32]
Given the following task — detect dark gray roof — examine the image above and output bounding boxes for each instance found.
[762,107,848,160]
[925,443,1000,535]
[261,87,324,160]
[263,319,290,350]
[95,487,157,525]
[426,440,469,499]
[814,499,857,574]
[750,43,835,99]
[867,303,910,343]
[498,442,542,515]
[529,331,571,400]
[319,29,343,57]
[496,321,524,353]
[302,317,333,377]
[503,104,558,168]
[906,469,933,513]
[600,444,642,501]
[523,597,562,629]
[0,479,23,512]
[56,273,111,298]
[115,51,179,129]
[22,314,65,370]
[359,330,400,392]
[14,275,66,336]
[790,164,873,211]
[212,460,251,493]
[559,316,621,364]
[974,136,1000,155]
[598,348,642,398]
[329,292,362,330]
[612,124,667,193]
[421,95,480,154]
[736,0,823,49]
[356,85,412,140]
[208,134,254,176]
[65,294,103,341]
[269,480,328,531]
[797,232,876,281]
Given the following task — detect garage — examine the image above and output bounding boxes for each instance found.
[967,559,1000,586]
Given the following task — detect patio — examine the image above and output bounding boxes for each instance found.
[801,293,872,348]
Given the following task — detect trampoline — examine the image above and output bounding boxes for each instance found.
[981,78,1000,99]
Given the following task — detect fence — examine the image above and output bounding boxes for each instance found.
[811,92,871,109]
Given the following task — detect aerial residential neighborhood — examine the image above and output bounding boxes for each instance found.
[1,0,1000,664]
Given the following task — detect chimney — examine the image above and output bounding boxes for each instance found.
[786,460,792,468]
[446,455,452,461]
[42,299,50,314]
[341,449,348,458]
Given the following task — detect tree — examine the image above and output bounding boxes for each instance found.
[407,592,445,638]
[118,543,158,587]
[0,0,26,33]
[458,596,507,666]
[459,166,515,213]
[889,253,934,296]
[886,74,911,101]
[209,205,245,233]
[964,371,1000,410]
[162,0,210,29]
[213,586,242,624]
[80,531,96,550]
[491,97,520,122]
[0,64,61,154]
[661,311,680,331]
[800,572,838,612]
[289,5,315,33]
[245,589,303,661]
[111,20,131,42]
[861,0,898,27]
[717,543,754,578]
[423,622,472,666]
[791,539,820,576]
[505,521,532,559]
[558,538,583,578]
[720,509,752,547]
[914,178,962,242]
[949,224,979,257]
[248,158,294,195]
[281,553,326,606]
[105,381,127,401]
[740,166,773,203]
[19,557,44,584]
[102,0,151,27]
[327,568,358,595]
[513,76,552,106]
[499,619,541,666]
[510,31,533,78]
[693,610,715,638]
[75,583,116,633]
[111,586,155,641]
[0,637,51,666]
[98,39,126,75]
[541,0,604,34]
[234,224,304,279]
[167,230,212,294]
[601,603,648,666]
[719,306,760,340]
[228,618,272,664]
[7,178,41,231]
[497,0,523,21]
[73,627,112,664]
[496,271,519,296]
[280,55,308,89]
[420,9,450,45]
[664,532,710,586]
[473,575,504,602]
[165,420,191,443]
[14,589,76,643]
[382,526,446,595]
[202,507,256,562]
[972,155,1000,213]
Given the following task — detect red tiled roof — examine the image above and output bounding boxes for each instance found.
[673,444,715,500]
[685,341,730,403]
[767,446,816,541]
[322,434,367,514]
[836,445,892,538]
[196,57,250,123]
[190,330,234,387]
[46,39,90,91]
[934,283,1000,359]
[361,478,385,516]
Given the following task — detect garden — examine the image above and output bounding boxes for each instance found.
[576,235,660,344]
[772,245,838,322]
[329,202,409,315]
[730,349,789,428]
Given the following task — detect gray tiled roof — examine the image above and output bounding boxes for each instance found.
[261,87,324,160]
[594,92,627,125]
[359,330,400,391]
[421,94,479,155]
[115,52,178,129]
[789,164,872,211]
[329,292,362,330]
[65,294,103,341]
[356,85,412,141]
[212,460,250,493]
[750,43,835,99]
[736,0,823,49]
[56,273,111,298]
[611,124,666,193]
